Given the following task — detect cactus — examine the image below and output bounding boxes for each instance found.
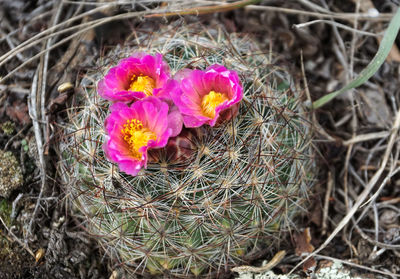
[59,23,314,277]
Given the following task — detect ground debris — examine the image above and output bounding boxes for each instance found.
[0,150,23,198]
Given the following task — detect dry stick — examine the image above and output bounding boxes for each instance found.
[342,0,361,254]
[231,250,286,273]
[355,217,400,250]
[245,5,393,21]
[27,70,47,237]
[342,145,354,250]
[343,131,390,145]
[372,203,379,255]
[349,149,400,251]
[289,107,400,274]
[63,0,204,4]
[300,51,336,142]
[145,0,261,17]
[297,0,332,14]
[293,20,379,36]
[362,141,400,206]
[350,167,400,252]
[322,170,333,235]
[0,30,26,62]
[315,254,400,278]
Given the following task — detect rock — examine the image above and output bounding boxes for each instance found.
[0,150,23,198]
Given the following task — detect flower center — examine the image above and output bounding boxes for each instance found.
[201,91,229,118]
[121,119,157,160]
[128,75,155,96]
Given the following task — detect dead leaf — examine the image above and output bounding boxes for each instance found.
[6,100,31,124]
[294,228,316,272]
[294,228,314,255]
[360,89,391,127]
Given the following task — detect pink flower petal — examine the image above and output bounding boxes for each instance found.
[103,97,180,176]
[97,53,171,103]
[167,108,184,137]
[171,64,243,128]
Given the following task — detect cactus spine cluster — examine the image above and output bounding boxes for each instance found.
[60,23,314,277]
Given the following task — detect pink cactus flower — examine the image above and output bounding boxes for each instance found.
[97,53,171,102]
[169,64,243,127]
[103,97,182,176]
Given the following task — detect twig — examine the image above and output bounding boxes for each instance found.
[294,20,379,37]
[11,193,24,220]
[231,250,286,273]
[315,254,400,278]
[322,170,333,235]
[343,2,361,252]
[245,5,394,22]
[343,131,390,145]
[289,107,400,274]
[296,0,332,14]
[300,51,335,142]
[146,0,261,18]
[0,30,26,62]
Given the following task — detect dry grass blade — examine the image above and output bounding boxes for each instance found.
[290,107,400,274]
[146,0,261,17]
[0,2,116,67]
[342,131,390,145]
[0,9,165,83]
[294,20,380,37]
[245,5,394,22]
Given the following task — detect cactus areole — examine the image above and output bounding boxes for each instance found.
[60,25,314,278]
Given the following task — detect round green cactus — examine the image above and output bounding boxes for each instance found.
[60,24,314,277]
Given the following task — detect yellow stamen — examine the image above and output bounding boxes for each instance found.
[121,119,156,160]
[128,75,155,96]
[201,90,229,118]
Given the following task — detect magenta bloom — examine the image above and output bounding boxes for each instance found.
[169,64,243,127]
[103,97,182,176]
[97,53,171,102]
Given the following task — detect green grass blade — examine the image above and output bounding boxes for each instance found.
[312,7,400,109]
